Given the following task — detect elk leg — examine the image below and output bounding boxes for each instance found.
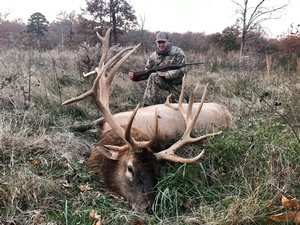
[74,117,105,132]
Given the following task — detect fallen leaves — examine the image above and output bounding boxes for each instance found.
[281,195,300,210]
[89,209,101,225]
[268,195,300,224]
[59,181,94,192]
[78,183,93,191]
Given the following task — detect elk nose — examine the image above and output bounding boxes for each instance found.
[146,206,154,215]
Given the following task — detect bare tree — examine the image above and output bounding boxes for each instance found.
[56,11,77,50]
[232,0,289,55]
[85,0,137,45]
[0,11,11,22]
[137,14,148,53]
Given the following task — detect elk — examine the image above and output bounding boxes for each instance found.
[74,103,232,149]
[62,27,232,214]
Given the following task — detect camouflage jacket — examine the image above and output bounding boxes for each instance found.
[145,45,186,84]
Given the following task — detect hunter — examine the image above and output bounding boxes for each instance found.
[128,31,189,107]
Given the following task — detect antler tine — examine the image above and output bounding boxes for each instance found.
[83,70,97,77]
[62,64,104,106]
[99,45,140,108]
[165,76,197,123]
[63,27,113,105]
[144,110,159,147]
[124,105,159,153]
[155,83,222,163]
[156,149,206,163]
[184,83,207,136]
[82,28,113,78]
[105,46,138,73]
[124,104,140,151]
[96,27,112,68]
[108,45,140,78]
[165,75,193,116]
[130,111,159,150]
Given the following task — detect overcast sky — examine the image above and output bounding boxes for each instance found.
[1,0,299,38]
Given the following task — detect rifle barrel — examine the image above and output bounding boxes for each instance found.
[131,62,204,82]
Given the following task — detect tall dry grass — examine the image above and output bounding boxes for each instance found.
[0,46,300,224]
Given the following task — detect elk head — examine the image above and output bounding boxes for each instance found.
[62,27,221,213]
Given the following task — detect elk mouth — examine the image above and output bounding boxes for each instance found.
[129,185,157,214]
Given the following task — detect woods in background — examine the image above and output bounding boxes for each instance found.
[0,0,299,73]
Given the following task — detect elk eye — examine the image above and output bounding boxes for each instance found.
[127,165,134,175]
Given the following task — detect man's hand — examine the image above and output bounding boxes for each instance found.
[157,71,165,77]
[128,70,134,80]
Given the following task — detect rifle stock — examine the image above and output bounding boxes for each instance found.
[131,62,204,82]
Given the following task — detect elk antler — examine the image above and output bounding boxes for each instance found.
[62,27,158,154]
[155,77,222,163]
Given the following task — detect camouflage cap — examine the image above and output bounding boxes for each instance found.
[156,31,168,42]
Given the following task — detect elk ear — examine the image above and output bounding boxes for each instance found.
[93,145,120,160]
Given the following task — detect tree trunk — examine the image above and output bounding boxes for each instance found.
[239,41,244,56]
[110,0,117,45]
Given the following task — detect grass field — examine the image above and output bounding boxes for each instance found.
[1,47,300,224]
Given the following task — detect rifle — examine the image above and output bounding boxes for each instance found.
[130,62,204,82]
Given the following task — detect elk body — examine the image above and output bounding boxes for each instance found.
[62,28,232,214]
[76,102,232,148]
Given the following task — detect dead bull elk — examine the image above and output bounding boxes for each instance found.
[62,27,232,214]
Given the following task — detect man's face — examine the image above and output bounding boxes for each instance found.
[156,41,168,51]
